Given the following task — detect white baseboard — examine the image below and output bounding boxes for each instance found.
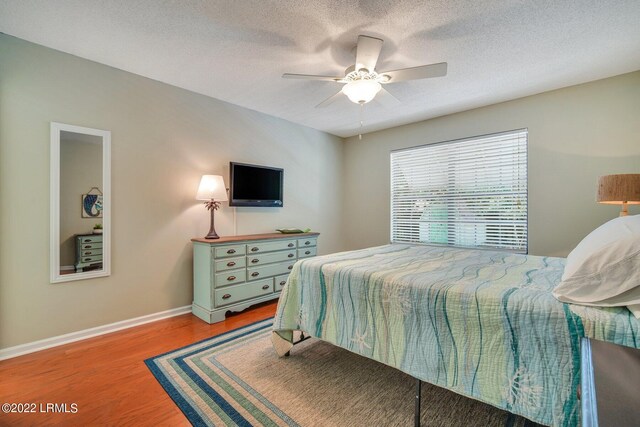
[0,305,192,361]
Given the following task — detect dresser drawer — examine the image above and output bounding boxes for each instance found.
[80,249,103,257]
[247,261,295,281]
[297,237,317,248]
[274,274,289,292]
[79,235,102,244]
[247,250,296,266]
[78,255,102,264]
[215,256,246,272]
[78,242,102,250]
[214,244,246,258]
[214,279,273,307]
[298,247,317,258]
[246,239,296,254]
[214,269,246,287]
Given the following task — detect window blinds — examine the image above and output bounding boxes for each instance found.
[390,129,528,253]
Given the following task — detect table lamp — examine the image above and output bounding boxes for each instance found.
[196,175,228,239]
[597,174,640,217]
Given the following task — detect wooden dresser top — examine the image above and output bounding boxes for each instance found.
[191,232,319,245]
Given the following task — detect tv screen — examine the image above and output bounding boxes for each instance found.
[229,162,284,207]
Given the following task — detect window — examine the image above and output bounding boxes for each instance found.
[390,129,527,253]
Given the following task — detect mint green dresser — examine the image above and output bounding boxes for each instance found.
[75,233,103,272]
[191,232,319,323]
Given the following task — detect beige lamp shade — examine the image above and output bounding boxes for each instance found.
[597,174,640,216]
[196,175,228,201]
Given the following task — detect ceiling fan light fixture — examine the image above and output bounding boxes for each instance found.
[342,79,381,104]
[283,35,448,111]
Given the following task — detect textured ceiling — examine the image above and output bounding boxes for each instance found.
[1,0,639,137]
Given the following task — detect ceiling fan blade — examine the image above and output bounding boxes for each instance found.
[381,62,447,83]
[355,35,384,72]
[315,90,344,108]
[374,87,402,107]
[282,73,343,82]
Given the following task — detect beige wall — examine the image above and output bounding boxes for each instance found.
[60,136,103,267]
[0,35,345,349]
[343,71,640,256]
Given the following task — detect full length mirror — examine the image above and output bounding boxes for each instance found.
[50,122,111,283]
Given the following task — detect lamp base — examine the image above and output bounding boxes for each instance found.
[204,202,220,239]
[620,202,628,217]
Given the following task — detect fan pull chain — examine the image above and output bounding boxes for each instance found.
[359,102,364,140]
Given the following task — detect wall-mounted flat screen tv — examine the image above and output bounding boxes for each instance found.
[229,162,284,207]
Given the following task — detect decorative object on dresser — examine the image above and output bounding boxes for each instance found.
[74,233,103,272]
[597,174,640,217]
[196,175,228,239]
[191,232,319,323]
[276,228,311,234]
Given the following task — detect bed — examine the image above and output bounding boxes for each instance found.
[271,243,640,427]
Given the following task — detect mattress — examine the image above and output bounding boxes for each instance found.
[272,244,640,426]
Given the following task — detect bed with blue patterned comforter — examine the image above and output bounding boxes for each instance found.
[272,244,640,426]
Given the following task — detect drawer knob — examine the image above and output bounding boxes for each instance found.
[251,247,259,252]
[251,259,259,264]
[227,261,236,267]
[288,253,294,258]
[84,258,91,261]
[85,252,92,255]
[261,284,270,290]
[86,239,93,242]
[251,272,260,277]
[227,249,236,254]
[287,243,294,247]
[84,245,91,249]
[305,251,311,255]
[288,265,293,270]
[280,281,286,286]
[227,275,236,281]
[222,294,231,300]
[305,241,310,245]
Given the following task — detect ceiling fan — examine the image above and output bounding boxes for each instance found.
[283,35,448,108]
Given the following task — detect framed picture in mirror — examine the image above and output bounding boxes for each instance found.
[81,188,103,218]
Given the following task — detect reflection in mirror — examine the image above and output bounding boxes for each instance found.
[51,123,110,283]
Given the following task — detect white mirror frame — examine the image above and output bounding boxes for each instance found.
[50,122,111,283]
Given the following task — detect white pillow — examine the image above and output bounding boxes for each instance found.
[553,215,640,308]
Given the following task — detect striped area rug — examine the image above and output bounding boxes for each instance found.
[145,318,541,427]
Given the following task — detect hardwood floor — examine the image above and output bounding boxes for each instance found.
[0,301,278,426]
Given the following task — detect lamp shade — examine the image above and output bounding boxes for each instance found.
[342,80,381,104]
[196,175,228,201]
[597,174,640,204]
